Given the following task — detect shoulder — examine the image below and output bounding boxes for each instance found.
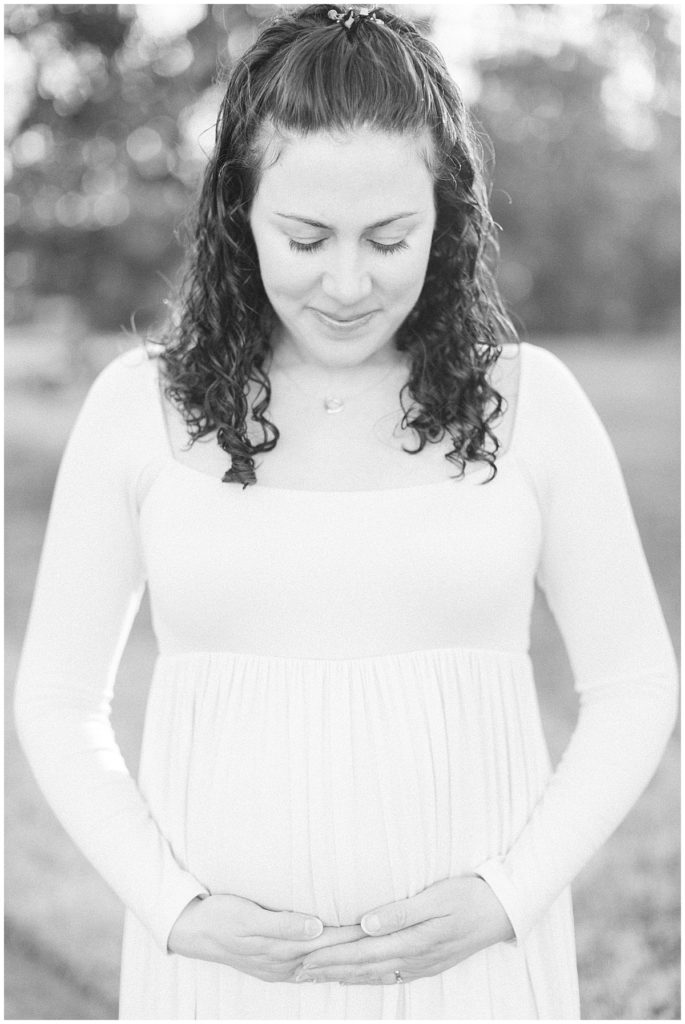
[88,345,158,407]
[490,340,578,391]
[71,345,164,463]
[513,342,612,463]
[520,341,580,384]
[518,342,596,416]
[80,345,164,434]
[488,342,588,451]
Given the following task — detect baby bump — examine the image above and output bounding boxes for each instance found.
[139,650,546,927]
[180,681,462,926]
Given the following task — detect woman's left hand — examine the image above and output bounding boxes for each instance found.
[294,875,515,986]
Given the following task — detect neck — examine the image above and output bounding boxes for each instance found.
[264,336,410,417]
[268,335,409,389]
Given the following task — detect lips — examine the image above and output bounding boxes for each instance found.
[311,309,377,323]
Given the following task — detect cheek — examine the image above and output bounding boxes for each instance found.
[385,250,431,307]
[249,217,312,303]
[257,245,314,303]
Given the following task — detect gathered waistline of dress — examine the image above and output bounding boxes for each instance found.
[154,644,532,668]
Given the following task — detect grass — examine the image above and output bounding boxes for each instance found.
[4,331,680,1020]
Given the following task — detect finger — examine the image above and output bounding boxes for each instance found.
[302,934,394,969]
[301,923,366,951]
[248,908,324,941]
[298,961,402,985]
[273,923,366,959]
[361,887,449,936]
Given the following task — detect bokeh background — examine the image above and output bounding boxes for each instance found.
[5,3,680,1019]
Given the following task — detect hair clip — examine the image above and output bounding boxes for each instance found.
[327,7,385,33]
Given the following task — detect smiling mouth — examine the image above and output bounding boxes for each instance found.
[312,309,377,324]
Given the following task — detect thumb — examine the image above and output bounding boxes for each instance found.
[361,890,433,936]
[265,909,324,940]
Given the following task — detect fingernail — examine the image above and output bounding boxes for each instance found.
[361,913,380,934]
[295,971,311,983]
[304,918,322,938]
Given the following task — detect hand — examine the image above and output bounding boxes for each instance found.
[295,875,515,985]
[167,894,365,983]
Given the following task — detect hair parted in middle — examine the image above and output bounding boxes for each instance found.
[159,3,518,487]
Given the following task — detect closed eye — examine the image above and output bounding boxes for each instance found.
[288,239,409,255]
[370,239,409,255]
[289,238,326,253]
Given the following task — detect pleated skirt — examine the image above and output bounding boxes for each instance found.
[118,647,579,1019]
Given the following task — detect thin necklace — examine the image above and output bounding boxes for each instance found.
[268,355,404,414]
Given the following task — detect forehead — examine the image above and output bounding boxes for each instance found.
[251,127,435,224]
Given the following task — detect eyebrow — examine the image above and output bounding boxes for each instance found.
[275,211,420,230]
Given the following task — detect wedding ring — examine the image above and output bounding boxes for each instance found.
[394,969,404,984]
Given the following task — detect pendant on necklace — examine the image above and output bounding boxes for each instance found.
[324,396,345,414]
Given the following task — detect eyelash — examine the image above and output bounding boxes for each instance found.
[288,238,409,256]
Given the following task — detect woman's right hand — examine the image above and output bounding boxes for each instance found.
[167,894,365,982]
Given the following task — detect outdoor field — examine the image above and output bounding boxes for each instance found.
[5,332,680,1020]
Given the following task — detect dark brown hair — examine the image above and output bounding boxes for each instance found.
[159,4,517,486]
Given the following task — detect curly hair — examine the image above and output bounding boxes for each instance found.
[158,3,518,487]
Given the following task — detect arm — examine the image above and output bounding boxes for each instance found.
[13,354,209,952]
[474,344,678,942]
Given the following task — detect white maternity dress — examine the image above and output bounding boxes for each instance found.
[15,342,677,1020]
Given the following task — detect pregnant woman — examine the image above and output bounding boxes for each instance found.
[15,4,677,1019]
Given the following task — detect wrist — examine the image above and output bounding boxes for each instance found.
[473,876,516,944]
[168,895,207,955]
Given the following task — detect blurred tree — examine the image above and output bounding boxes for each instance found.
[474,5,680,334]
[5,4,262,330]
[4,3,680,338]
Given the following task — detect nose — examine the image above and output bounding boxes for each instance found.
[320,245,373,306]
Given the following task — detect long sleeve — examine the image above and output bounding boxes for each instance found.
[475,343,678,942]
[13,352,208,952]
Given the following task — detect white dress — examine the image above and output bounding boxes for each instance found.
[14,342,677,1020]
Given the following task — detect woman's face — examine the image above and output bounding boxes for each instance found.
[248,127,436,370]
